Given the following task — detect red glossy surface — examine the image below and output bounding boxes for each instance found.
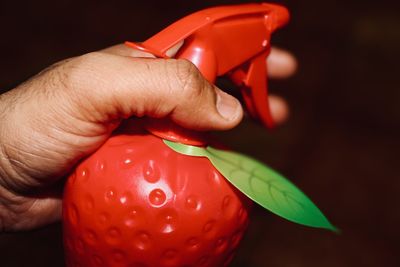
[63,3,287,266]
[63,121,252,267]
[126,3,289,129]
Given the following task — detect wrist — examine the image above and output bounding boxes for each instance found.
[0,183,11,232]
[0,92,24,193]
[0,165,15,232]
[0,147,12,231]
[0,159,25,232]
[0,94,17,231]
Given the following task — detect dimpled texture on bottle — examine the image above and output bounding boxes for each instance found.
[63,122,252,267]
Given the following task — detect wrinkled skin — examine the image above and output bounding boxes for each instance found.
[0,44,296,231]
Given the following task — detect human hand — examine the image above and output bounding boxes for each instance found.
[0,44,296,231]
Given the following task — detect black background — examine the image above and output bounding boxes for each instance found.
[1,0,399,266]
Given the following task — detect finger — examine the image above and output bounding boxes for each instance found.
[165,40,184,57]
[60,52,243,131]
[101,41,184,58]
[101,44,155,58]
[102,43,289,125]
[269,95,289,125]
[267,47,298,79]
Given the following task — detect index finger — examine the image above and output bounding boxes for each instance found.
[101,44,155,58]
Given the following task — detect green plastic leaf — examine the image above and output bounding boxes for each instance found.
[164,139,337,232]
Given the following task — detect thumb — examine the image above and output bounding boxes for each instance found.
[60,51,243,131]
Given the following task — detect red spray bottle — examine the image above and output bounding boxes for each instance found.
[63,3,336,267]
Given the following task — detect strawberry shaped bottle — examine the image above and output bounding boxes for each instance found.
[63,3,336,267]
[63,120,253,267]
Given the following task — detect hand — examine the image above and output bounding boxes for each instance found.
[0,44,297,231]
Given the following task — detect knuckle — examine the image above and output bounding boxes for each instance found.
[76,51,106,66]
[59,52,106,89]
[173,59,206,98]
[44,52,109,120]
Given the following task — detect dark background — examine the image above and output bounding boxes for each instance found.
[1,0,399,266]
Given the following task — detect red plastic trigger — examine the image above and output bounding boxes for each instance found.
[229,49,274,128]
[126,3,289,130]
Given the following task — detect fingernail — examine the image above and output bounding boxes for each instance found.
[216,90,241,121]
